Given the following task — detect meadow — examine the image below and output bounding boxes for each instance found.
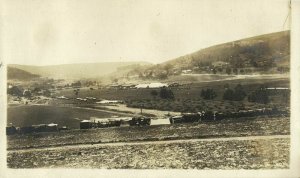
[53,77,289,113]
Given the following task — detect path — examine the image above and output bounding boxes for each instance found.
[104,104,181,117]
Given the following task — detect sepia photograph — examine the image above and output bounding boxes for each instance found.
[1,0,300,177]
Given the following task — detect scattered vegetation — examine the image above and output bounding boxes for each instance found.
[201,88,217,100]
[7,138,290,169]
[223,84,246,101]
[248,85,270,104]
[159,87,174,100]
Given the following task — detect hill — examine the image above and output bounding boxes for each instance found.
[8,62,151,80]
[165,31,290,68]
[126,31,290,80]
[7,67,40,81]
[8,31,290,81]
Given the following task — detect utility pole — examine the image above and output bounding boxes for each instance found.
[140,104,143,115]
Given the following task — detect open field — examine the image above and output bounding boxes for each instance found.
[7,105,132,129]
[7,136,289,169]
[55,77,289,101]
[6,75,291,169]
[7,116,289,150]
[52,77,289,113]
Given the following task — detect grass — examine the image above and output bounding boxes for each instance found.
[52,78,290,113]
[7,138,289,169]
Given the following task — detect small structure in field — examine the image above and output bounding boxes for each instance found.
[80,120,92,129]
[135,83,168,89]
[46,123,58,132]
[96,100,123,104]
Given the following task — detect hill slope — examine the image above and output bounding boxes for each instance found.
[125,31,290,80]
[9,62,151,79]
[163,30,290,70]
[7,67,40,81]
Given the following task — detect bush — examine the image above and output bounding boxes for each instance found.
[201,88,217,100]
[223,84,246,101]
[7,86,23,96]
[150,90,158,97]
[159,87,174,100]
[248,86,270,104]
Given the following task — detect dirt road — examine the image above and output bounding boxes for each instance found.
[104,104,181,117]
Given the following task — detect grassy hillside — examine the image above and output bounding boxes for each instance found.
[165,31,290,69]
[7,67,40,81]
[126,31,290,80]
[8,31,290,81]
[9,62,151,80]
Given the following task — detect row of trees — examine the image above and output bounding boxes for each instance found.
[149,84,276,104]
[200,84,271,104]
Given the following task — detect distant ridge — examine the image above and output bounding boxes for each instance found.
[9,61,152,79]
[7,67,40,81]
[163,30,290,69]
[8,31,290,81]
[122,31,290,80]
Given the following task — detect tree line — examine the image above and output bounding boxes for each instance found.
[200,84,271,104]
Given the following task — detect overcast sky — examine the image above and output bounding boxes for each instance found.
[2,0,290,65]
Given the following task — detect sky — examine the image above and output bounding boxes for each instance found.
[1,0,290,65]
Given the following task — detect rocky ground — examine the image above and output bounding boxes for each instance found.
[7,136,289,169]
[7,116,290,169]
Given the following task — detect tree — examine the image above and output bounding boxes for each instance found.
[248,85,270,104]
[150,90,158,98]
[223,84,246,101]
[164,64,174,75]
[224,83,230,89]
[71,81,82,88]
[7,86,23,96]
[212,68,217,74]
[223,88,234,100]
[23,90,32,98]
[226,68,232,75]
[201,88,217,100]
[159,87,174,99]
[240,69,245,74]
[43,89,51,97]
[157,72,168,80]
[233,68,238,75]
[234,84,246,101]
[74,89,80,97]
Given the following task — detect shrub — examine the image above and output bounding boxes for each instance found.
[248,86,270,104]
[201,88,217,100]
[159,87,175,100]
[223,84,246,101]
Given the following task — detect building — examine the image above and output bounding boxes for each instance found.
[135,83,168,89]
